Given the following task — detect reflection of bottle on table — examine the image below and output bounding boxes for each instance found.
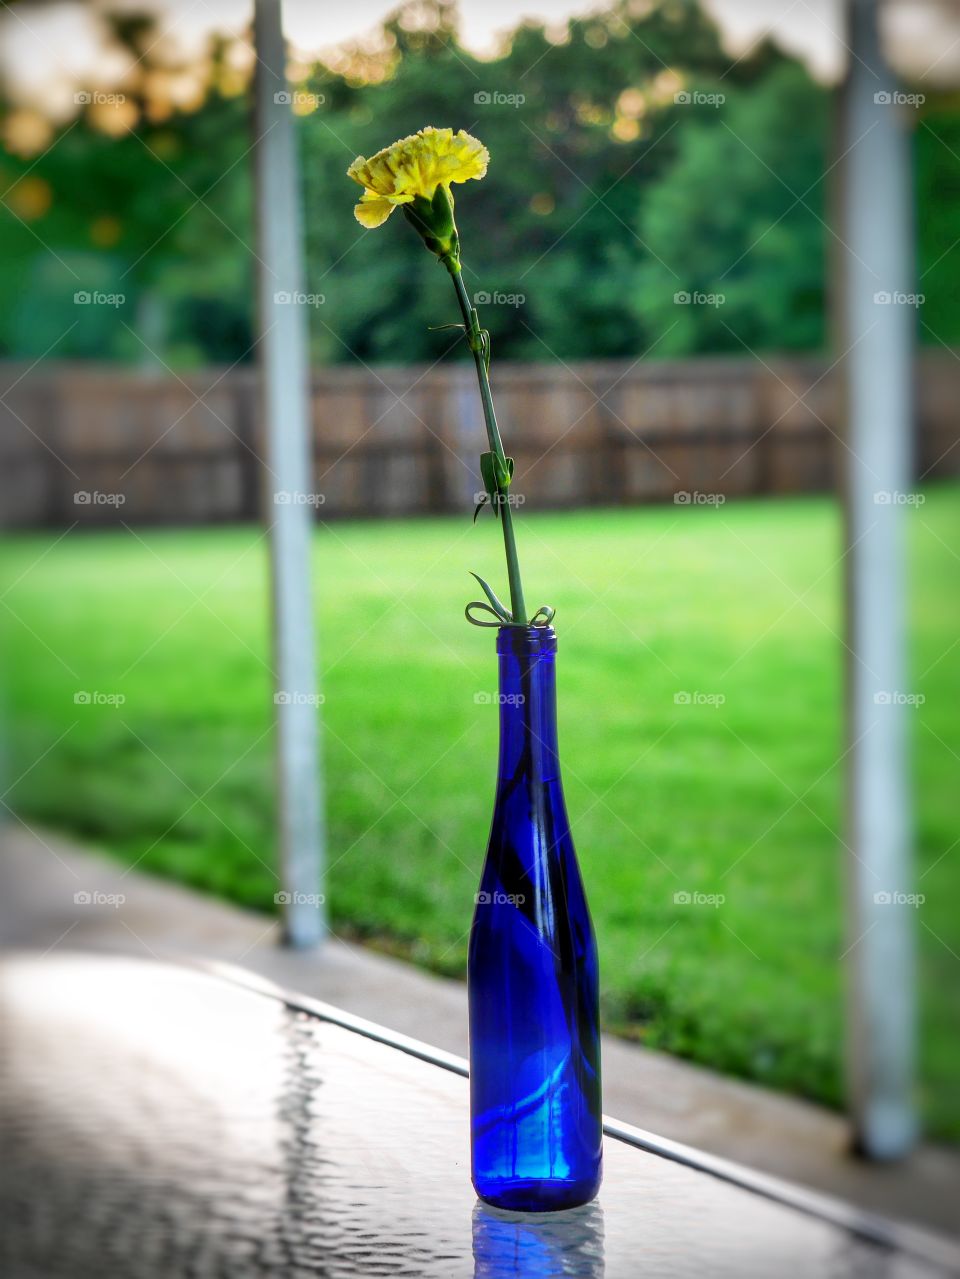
[472,1200,605,1279]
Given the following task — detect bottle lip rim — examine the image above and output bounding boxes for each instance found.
[496,624,557,654]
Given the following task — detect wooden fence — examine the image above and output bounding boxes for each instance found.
[1,354,957,526]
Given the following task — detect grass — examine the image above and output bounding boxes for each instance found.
[3,489,958,1139]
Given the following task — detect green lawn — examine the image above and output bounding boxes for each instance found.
[3,491,958,1138]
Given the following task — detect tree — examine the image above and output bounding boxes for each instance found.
[632,61,827,356]
[0,0,952,367]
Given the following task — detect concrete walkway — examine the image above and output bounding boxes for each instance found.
[2,823,957,1238]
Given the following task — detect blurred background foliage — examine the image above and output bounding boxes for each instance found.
[0,0,957,368]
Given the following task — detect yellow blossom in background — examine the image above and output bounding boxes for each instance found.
[89,97,139,137]
[611,116,641,143]
[3,110,54,158]
[6,176,52,221]
[90,215,122,248]
[347,126,488,229]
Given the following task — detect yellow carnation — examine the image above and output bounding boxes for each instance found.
[347,126,489,230]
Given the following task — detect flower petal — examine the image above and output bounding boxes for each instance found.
[354,194,396,228]
[346,156,371,188]
[345,127,489,205]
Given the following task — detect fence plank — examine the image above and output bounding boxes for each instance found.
[1,354,957,527]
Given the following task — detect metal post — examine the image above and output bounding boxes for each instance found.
[253,0,325,946]
[840,0,916,1157]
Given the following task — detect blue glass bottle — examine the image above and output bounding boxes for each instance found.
[468,624,602,1212]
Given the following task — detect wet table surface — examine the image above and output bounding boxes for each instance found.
[0,953,954,1279]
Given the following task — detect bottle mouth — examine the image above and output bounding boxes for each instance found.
[496,624,557,656]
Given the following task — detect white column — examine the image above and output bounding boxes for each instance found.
[840,0,915,1157]
[253,0,325,947]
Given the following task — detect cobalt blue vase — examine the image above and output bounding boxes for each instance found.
[468,624,603,1212]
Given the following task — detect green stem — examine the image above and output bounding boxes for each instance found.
[447,263,527,626]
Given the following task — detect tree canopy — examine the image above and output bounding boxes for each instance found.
[0,0,955,367]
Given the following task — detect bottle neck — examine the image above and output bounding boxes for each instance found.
[495,627,560,787]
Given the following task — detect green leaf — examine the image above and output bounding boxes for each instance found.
[529,604,556,627]
[468,572,512,623]
[464,601,502,628]
[478,452,514,520]
[478,453,499,517]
